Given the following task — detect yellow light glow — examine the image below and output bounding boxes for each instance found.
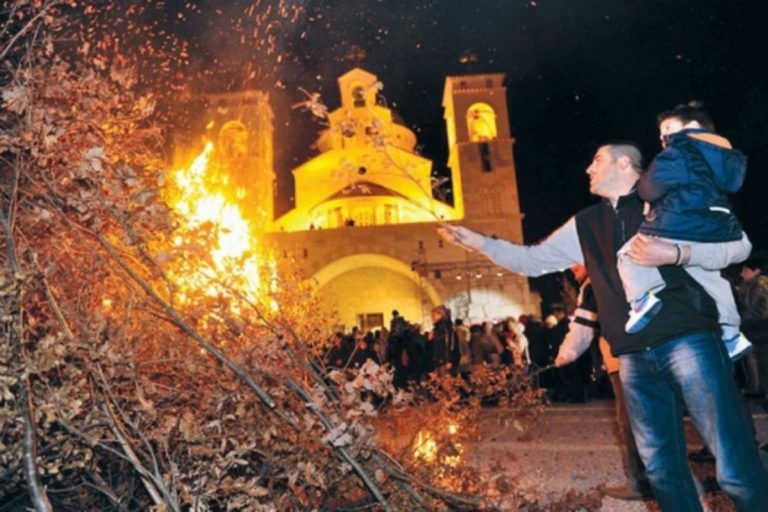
[165,135,273,306]
[413,431,438,463]
[412,422,463,467]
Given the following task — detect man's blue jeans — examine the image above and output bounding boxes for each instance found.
[619,330,768,511]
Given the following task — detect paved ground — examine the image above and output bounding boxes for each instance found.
[465,398,768,511]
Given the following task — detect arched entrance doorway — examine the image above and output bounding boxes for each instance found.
[312,254,441,332]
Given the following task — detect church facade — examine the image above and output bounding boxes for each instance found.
[265,68,539,330]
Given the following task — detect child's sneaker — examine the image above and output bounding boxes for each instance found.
[724,333,753,361]
[625,292,663,334]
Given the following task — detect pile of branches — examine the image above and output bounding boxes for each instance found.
[0,2,544,510]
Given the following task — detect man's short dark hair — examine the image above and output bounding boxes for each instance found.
[605,141,644,171]
[743,257,766,273]
[392,309,399,316]
[657,101,715,131]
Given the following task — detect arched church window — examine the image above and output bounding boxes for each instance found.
[352,84,366,108]
[466,103,497,142]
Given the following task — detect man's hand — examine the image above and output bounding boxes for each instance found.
[436,224,485,252]
[625,234,688,267]
[554,348,576,367]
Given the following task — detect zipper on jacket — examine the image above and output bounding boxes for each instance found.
[620,216,626,243]
[614,203,627,244]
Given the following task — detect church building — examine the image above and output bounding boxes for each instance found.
[264,68,539,330]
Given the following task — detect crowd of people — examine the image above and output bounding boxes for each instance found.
[324,309,529,387]
[323,305,613,403]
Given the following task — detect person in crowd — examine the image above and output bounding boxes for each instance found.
[373,327,389,364]
[525,314,554,389]
[454,318,472,376]
[390,323,426,387]
[546,306,569,356]
[522,315,548,367]
[438,141,766,511]
[555,264,652,501]
[350,331,379,368]
[468,323,485,367]
[405,323,428,383]
[429,305,459,376]
[479,321,504,368]
[497,320,515,366]
[738,257,768,398]
[505,316,530,368]
[547,304,590,402]
[324,331,350,369]
[390,309,408,337]
[616,103,752,362]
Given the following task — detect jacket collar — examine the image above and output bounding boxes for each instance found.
[603,188,640,210]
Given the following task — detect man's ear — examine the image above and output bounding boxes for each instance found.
[616,154,631,171]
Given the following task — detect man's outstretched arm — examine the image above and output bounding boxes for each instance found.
[438,217,583,277]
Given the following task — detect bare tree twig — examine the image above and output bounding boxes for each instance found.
[1,180,20,274]
[375,451,481,510]
[100,402,179,512]
[35,257,76,342]
[93,363,171,504]
[0,0,65,63]
[19,377,53,512]
[54,415,168,510]
[2,162,52,512]
[83,470,129,512]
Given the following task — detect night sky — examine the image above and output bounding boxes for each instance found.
[145,0,768,251]
[252,0,767,250]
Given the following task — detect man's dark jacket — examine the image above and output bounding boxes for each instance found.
[575,191,720,355]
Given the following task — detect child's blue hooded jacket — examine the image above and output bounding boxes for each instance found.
[638,128,745,242]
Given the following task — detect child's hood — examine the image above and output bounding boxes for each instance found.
[685,130,747,194]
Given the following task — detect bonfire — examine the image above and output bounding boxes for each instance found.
[0,2,544,510]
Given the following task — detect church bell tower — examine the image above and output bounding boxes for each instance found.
[443,74,524,243]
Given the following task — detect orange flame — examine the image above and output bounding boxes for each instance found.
[412,422,463,467]
[165,137,273,307]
